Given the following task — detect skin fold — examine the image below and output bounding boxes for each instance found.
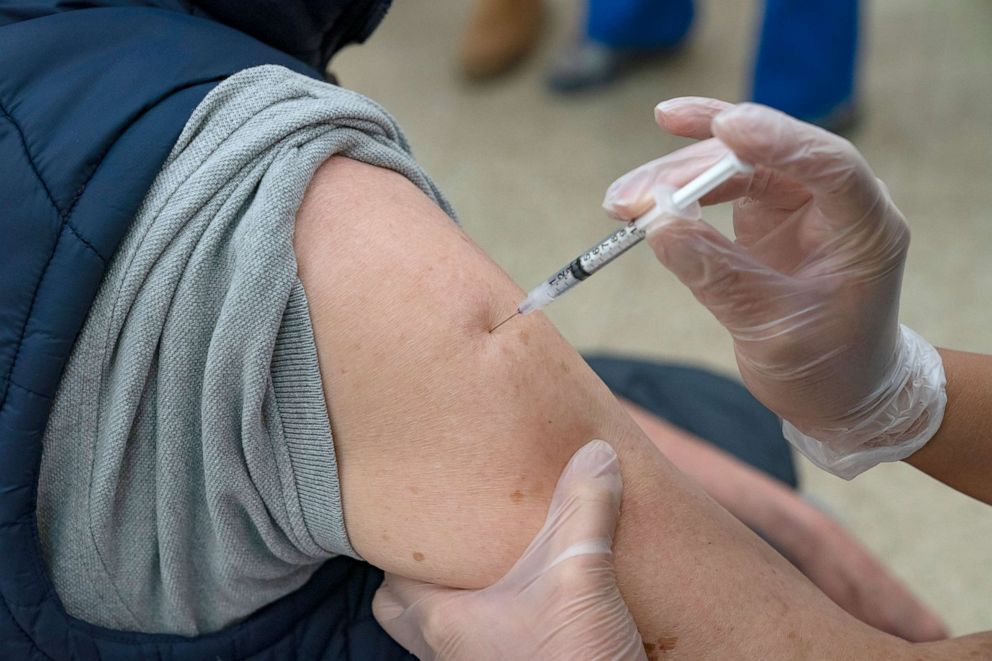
[294,157,974,659]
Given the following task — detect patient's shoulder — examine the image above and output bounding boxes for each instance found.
[295,156,502,332]
[294,156,618,587]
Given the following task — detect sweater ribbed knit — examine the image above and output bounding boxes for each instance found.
[37,65,455,636]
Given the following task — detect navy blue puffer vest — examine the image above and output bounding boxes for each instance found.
[0,1,412,658]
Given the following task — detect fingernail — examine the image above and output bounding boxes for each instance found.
[711,108,734,131]
[655,99,680,115]
[576,440,619,471]
[604,179,623,201]
[603,187,656,218]
[602,188,637,217]
[584,439,613,455]
[602,190,631,209]
[579,441,622,508]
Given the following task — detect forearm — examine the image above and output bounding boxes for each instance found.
[621,396,842,579]
[619,398,799,537]
[603,418,905,659]
[621,398,949,644]
[918,632,992,659]
[905,349,992,504]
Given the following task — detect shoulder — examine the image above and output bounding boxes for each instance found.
[292,156,617,585]
[294,156,500,338]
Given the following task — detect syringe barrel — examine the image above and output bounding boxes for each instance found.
[576,221,647,276]
[523,221,646,313]
[518,149,752,316]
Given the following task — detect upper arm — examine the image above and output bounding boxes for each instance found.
[294,156,625,586]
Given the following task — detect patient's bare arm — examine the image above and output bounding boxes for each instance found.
[622,400,947,643]
[294,157,914,659]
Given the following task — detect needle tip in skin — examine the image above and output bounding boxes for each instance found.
[489,312,518,333]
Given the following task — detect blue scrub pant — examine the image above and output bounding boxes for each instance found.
[586,355,796,487]
[585,0,859,122]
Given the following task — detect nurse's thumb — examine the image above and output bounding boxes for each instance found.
[644,216,770,327]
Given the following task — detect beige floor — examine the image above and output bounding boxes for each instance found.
[334,0,992,634]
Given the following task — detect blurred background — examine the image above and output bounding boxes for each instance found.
[334,0,992,634]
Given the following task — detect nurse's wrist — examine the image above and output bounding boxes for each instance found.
[782,325,947,480]
[903,347,992,505]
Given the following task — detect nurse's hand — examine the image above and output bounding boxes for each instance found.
[372,440,645,661]
[604,98,945,479]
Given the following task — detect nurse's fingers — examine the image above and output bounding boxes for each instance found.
[652,98,851,214]
[644,214,787,333]
[511,440,623,574]
[372,574,456,659]
[654,97,735,139]
[712,103,883,226]
[603,138,730,219]
[607,101,873,225]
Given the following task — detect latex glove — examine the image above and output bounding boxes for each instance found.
[604,98,946,479]
[372,440,645,661]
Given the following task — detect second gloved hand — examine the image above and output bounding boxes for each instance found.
[603,98,946,479]
[372,440,645,660]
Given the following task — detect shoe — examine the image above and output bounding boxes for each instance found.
[546,39,684,94]
[546,40,631,93]
[458,0,543,80]
[806,100,860,135]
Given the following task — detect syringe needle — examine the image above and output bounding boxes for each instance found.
[489,312,518,333]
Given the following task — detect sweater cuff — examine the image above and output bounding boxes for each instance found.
[270,280,360,559]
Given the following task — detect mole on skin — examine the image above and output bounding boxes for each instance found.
[412,552,425,562]
[658,636,678,652]
[510,490,524,504]
[643,636,678,660]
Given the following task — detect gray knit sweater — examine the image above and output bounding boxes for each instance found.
[37,65,455,636]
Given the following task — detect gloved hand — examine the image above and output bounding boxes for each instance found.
[603,98,946,479]
[372,440,646,661]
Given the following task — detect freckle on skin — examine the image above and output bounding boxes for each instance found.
[510,490,524,504]
[413,552,425,562]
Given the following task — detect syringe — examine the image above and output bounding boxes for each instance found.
[490,151,753,332]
